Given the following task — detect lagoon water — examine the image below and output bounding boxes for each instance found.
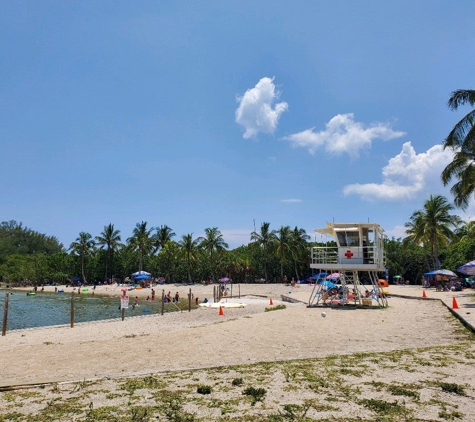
[0,290,166,331]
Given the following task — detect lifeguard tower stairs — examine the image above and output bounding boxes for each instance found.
[309,222,388,308]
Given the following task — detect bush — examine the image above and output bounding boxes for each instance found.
[196,385,212,395]
[243,386,267,405]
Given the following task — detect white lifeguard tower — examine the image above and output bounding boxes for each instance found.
[309,222,388,307]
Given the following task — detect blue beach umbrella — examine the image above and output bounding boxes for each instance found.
[319,280,337,289]
[134,274,151,280]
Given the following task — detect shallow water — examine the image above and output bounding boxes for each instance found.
[0,290,169,331]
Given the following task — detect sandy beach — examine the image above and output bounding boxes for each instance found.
[0,283,471,385]
[1,283,475,420]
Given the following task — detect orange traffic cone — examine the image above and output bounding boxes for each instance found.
[269,298,274,305]
[422,290,427,298]
[452,297,459,309]
[219,306,224,316]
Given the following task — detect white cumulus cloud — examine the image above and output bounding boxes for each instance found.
[342,142,454,201]
[235,77,288,139]
[284,113,405,158]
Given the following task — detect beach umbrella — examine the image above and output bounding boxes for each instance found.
[134,274,151,280]
[326,273,340,280]
[319,280,337,289]
[219,277,230,283]
[132,271,151,277]
[310,272,327,280]
[458,260,475,275]
[431,269,457,277]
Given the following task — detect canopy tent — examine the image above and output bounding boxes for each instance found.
[458,260,475,276]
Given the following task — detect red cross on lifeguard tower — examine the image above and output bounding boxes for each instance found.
[344,250,354,259]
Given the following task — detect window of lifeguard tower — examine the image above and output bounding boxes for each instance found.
[336,230,360,247]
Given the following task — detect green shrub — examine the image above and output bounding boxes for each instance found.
[243,386,267,405]
[196,385,212,395]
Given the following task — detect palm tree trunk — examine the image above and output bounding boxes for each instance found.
[294,260,299,281]
[81,255,86,284]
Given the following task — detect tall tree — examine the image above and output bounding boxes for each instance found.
[153,225,176,281]
[179,233,199,283]
[274,226,292,282]
[403,195,460,269]
[441,89,475,209]
[95,223,122,282]
[69,232,95,284]
[290,226,310,281]
[454,219,475,241]
[250,222,276,282]
[198,227,228,282]
[127,221,154,272]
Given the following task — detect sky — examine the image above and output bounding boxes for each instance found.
[1,1,475,249]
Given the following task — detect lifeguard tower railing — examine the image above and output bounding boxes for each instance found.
[311,244,386,272]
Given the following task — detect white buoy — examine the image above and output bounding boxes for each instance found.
[321,312,326,318]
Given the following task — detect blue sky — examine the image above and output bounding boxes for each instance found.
[1,1,474,249]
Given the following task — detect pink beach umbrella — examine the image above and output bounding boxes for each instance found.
[326,273,340,280]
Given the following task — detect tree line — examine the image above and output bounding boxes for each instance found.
[0,221,312,285]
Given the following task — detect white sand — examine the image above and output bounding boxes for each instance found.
[0,283,466,387]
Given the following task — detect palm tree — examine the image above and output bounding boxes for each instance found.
[454,219,475,240]
[403,195,460,269]
[95,223,122,282]
[274,226,292,282]
[179,233,199,283]
[441,89,475,209]
[127,221,154,272]
[250,222,276,282]
[69,232,95,284]
[153,225,176,282]
[198,227,228,282]
[153,225,176,252]
[290,226,310,281]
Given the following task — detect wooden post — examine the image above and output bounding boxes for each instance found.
[231,284,233,298]
[70,291,75,328]
[239,284,240,298]
[161,289,165,315]
[188,288,191,312]
[2,293,9,336]
[121,308,125,321]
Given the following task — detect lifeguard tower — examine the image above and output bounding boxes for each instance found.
[309,222,388,307]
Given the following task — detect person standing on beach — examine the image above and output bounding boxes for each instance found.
[151,289,155,301]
